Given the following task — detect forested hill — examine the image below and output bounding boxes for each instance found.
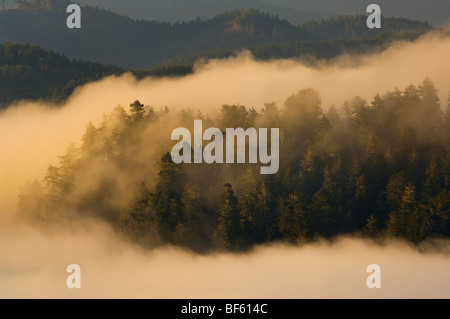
[0,42,194,107]
[73,0,330,25]
[0,5,433,68]
[0,43,122,107]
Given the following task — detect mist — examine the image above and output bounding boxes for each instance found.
[1,32,450,298]
[1,222,450,298]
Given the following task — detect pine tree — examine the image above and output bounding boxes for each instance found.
[298,149,323,198]
[417,78,442,137]
[151,152,185,243]
[419,78,440,113]
[386,183,416,237]
[385,171,407,211]
[429,190,450,236]
[362,215,380,238]
[129,100,145,124]
[176,185,211,251]
[121,182,159,248]
[283,88,323,160]
[422,147,449,199]
[279,194,306,242]
[405,204,432,244]
[214,183,241,250]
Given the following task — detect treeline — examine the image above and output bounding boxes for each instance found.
[17,79,450,252]
[171,31,426,67]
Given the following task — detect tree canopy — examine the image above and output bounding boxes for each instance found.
[17,79,450,252]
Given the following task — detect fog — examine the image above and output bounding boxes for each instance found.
[1,32,450,298]
[1,222,450,298]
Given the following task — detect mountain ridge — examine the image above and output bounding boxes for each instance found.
[69,0,331,25]
[0,6,433,68]
[2,0,448,26]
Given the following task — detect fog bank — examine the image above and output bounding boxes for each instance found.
[0,222,449,298]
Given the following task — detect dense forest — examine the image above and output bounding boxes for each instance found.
[17,79,450,252]
[0,2,434,67]
[0,43,121,106]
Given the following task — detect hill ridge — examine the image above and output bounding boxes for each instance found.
[0,6,433,68]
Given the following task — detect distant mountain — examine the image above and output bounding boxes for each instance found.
[3,0,449,26]
[262,0,450,26]
[0,6,433,68]
[73,0,330,25]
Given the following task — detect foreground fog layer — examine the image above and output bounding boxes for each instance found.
[1,32,450,298]
[0,222,449,298]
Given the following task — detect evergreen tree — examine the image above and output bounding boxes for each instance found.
[214,183,241,250]
[279,194,306,242]
[151,152,185,242]
[121,182,160,248]
[429,190,450,236]
[129,100,145,124]
[362,215,380,238]
[386,183,416,237]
